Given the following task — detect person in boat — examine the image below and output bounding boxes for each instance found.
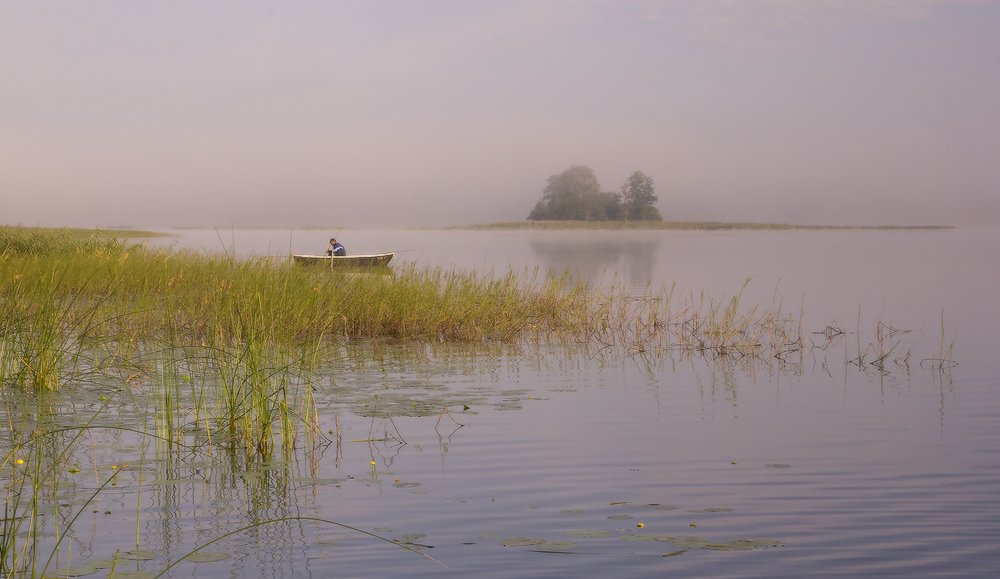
[326,237,347,257]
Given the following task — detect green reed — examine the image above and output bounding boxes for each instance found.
[1,225,942,393]
[1,231,593,356]
[0,226,142,257]
[0,409,119,579]
[0,266,102,391]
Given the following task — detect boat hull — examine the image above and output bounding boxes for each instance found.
[292,253,394,268]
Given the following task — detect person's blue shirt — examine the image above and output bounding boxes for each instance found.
[327,239,346,256]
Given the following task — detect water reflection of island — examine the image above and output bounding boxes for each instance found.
[528,236,662,287]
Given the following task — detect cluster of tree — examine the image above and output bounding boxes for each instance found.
[527,165,662,222]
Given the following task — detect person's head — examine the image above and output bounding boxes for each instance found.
[329,237,336,244]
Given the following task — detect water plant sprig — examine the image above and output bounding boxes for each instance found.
[152,516,446,578]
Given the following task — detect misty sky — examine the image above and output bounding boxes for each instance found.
[2,0,999,228]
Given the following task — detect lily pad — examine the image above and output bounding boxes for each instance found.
[183,551,230,563]
[607,514,633,520]
[641,503,677,511]
[705,539,784,551]
[295,477,345,486]
[765,463,791,469]
[658,535,711,549]
[49,559,113,577]
[533,540,577,551]
[500,537,546,547]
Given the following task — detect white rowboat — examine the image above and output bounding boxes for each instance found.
[292,253,394,267]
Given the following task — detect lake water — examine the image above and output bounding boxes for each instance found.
[7,226,1000,577]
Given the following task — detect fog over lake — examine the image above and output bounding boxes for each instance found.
[4,1,1000,576]
[3,1,999,229]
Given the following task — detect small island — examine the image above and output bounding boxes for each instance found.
[453,164,952,231]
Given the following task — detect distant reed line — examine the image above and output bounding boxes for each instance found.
[448,220,954,231]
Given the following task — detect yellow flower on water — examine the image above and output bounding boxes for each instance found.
[636,522,645,528]
[15,458,24,465]
[370,460,376,466]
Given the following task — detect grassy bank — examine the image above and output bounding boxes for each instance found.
[452,220,954,231]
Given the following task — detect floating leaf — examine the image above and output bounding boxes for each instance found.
[501,537,546,547]
[705,539,784,551]
[533,540,576,551]
[689,507,733,513]
[558,508,586,515]
[607,514,633,520]
[183,551,230,563]
[300,477,346,486]
[49,560,113,577]
[658,535,711,549]
[765,463,791,469]
[705,541,751,551]
[641,503,677,511]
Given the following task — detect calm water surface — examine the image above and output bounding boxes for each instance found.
[7,227,999,577]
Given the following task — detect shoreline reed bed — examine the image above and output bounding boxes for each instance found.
[2,227,593,347]
[2,227,952,395]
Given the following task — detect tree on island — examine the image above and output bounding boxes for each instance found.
[620,170,662,221]
[528,165,621,221]
[527,165,661,222]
